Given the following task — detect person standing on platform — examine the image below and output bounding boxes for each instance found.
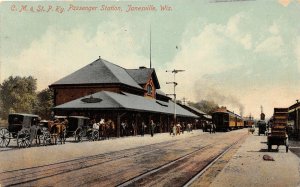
[170,123,173,135]
[172,124,177,136]
[149,120,155,137]
[141,121,146,136]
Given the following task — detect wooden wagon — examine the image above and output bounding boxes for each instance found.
[267,108,289,152]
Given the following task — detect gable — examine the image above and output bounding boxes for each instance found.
[126,68,160,89]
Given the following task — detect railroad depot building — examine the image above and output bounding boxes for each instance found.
[49,57,197,137]
[177,103,212,129]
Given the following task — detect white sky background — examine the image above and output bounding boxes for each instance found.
[1,0,300,119]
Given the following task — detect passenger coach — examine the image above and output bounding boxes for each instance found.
[212,107,243,131]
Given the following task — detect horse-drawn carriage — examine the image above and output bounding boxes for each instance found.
[44,115,99,143]
[0,113,50,148]
[67,116,99,142]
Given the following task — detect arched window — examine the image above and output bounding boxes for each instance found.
[147,84,152,95]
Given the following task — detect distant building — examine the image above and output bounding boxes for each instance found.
[49,57,198,136]
[288,101,300,139]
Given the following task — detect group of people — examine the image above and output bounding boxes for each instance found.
[91,118,115,140]
[203,122,216,134]
[120,120,135,137]
[170,122,193,136]
[121,119,157,137]
[92,118,198,138]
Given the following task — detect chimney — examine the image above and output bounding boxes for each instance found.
[139,66,146,69]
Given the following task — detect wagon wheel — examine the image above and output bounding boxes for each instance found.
[58,129,66,144]
[92,130,99,141]
[86,129,94,141]
[285,139,289,153]
[75,128,83,142]
[40,131,51,146]
[17,129,31,148]
[268,143,271,152]
[0,128,11,147]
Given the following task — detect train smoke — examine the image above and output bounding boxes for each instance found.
[194,80,244,116]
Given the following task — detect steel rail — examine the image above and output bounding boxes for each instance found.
[183,137,245,187]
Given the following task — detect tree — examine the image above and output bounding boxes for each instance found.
[189,100,219,115]
[0,76,37,119]
[34,88,54,119]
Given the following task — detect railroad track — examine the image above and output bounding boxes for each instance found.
[0,134,205,186]
[0,132,247,186]
[117,145,211,187]
[117,135,246,187]
[183,139,242,187]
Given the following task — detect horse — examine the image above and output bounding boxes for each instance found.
[48,119,68,144]
[104,119,115,139]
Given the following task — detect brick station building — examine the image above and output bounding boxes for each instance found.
[49,57,197,137]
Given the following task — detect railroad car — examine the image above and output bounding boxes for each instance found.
[212,107,244,131]
[243,116,255,128]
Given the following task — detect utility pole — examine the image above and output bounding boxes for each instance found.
[166,69,185,124]
[149,24,152,69]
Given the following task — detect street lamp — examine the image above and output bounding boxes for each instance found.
[166,69,185,124]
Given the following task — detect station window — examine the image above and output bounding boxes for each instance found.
[147,84,152,95]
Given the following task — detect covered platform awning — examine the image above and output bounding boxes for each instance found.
[177,103,207,117]
[53,91,198,118]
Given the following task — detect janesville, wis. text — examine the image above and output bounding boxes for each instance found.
[10,4,173,14]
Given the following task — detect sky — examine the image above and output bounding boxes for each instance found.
[0,0,300,119]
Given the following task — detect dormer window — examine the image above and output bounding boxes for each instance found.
[147,84,152,95]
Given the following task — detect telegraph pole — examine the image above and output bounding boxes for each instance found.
[149,24,152,69]
[166,69,185,124]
